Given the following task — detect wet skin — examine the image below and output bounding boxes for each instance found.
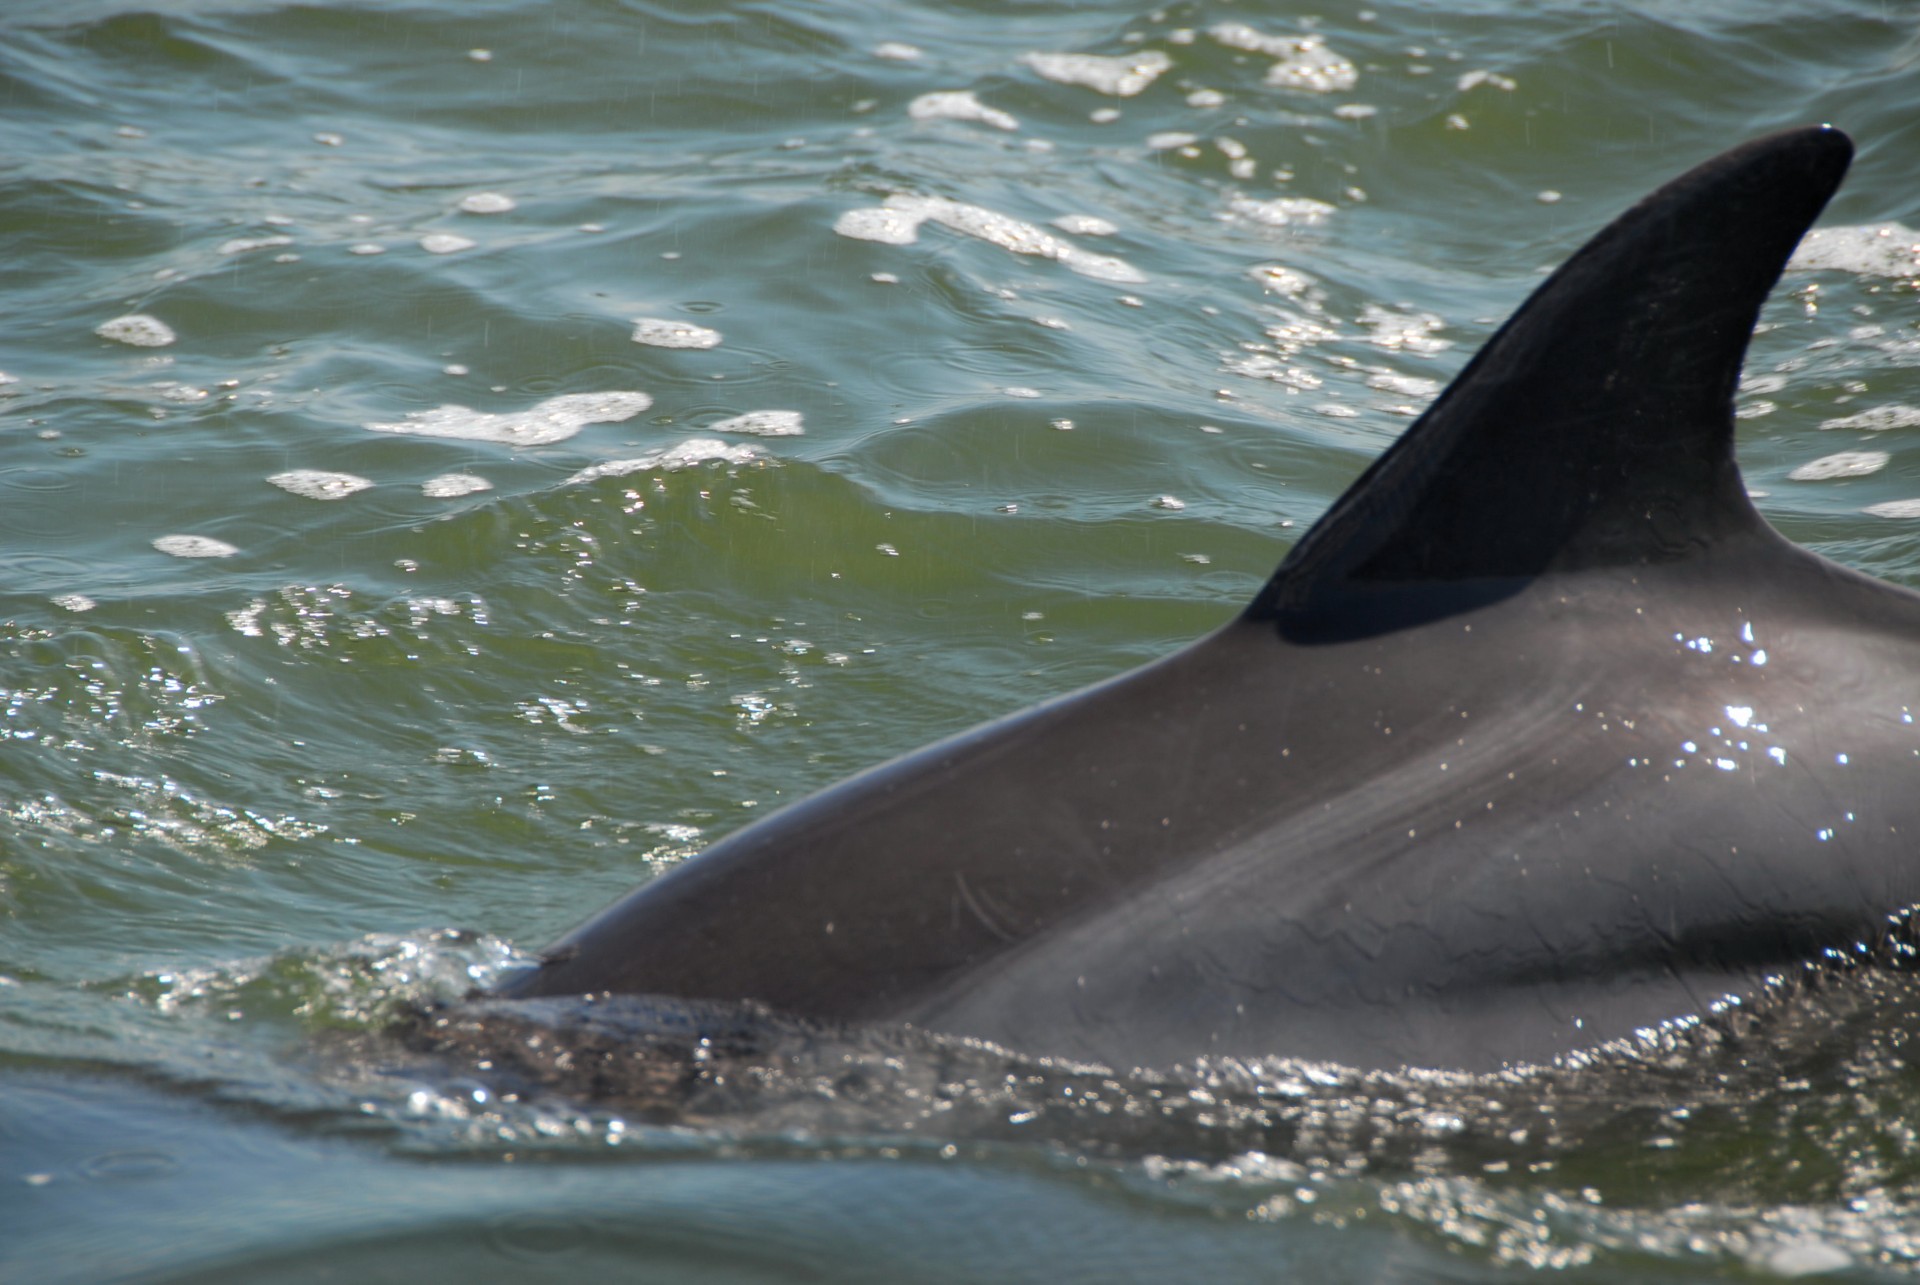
[501,128,1911,1072]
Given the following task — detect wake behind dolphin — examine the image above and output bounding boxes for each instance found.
[499,126,1917,1073]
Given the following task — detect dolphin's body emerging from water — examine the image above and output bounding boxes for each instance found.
[501,126,1920,1071]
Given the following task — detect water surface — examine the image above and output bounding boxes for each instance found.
[6,1,1920,1279]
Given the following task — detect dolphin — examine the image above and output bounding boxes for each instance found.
[499,125,1916,1072]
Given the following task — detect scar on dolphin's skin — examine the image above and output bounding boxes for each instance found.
[500,127,1918,1073]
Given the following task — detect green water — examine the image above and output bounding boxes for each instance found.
[6,0,1920,1278]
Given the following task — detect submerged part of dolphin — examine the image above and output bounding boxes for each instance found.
[500,126,1910,1072]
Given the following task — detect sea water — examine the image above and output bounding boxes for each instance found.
[5,1,1920,1279]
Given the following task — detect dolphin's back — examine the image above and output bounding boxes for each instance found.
[500,127,1920,1071]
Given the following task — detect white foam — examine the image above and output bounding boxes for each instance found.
[631,318,722,349]
[1222,353,1324,389]
[1788,450,1888,481]
[96,314,176,347]
[1052,214,1118,236]
[219,234,294,255]
[1758,1239,1852,1278]
[1210,22,1306,55]
[366,391,653,446]
[52,593,95,612]
[1248,263,1318,296]
[458,192,516,214]
[1225,196,1336,229]
[348,243,386,256]
[422,472,493,498]
[567,439,758,484]
[1456,70,1516,92]
[1867,499,1920,519]
[420,233,476,254]
[153,534,238,558]
[833,194,1145,283]
[1360,304,1450,354]
[1788,222,1920,278]
[873,41,922,61]
[1821,404,1920,432]
[1211,24,1357,92]
[1367,372,1441,397]
[707,410,803,437]
[1018,50,1171,97]
[1268,44,1358,92]
[834,206,924,246]
[269,469,376,500]
[908,91,1018,132]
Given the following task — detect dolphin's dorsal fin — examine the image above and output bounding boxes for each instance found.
[1251,126,1853,639]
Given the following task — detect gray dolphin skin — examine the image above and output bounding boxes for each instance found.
[499,126,1918,1072]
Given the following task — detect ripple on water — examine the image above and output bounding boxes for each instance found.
[133,929,528,1026]
[0,468,80,537]
[181,919,1894,1279]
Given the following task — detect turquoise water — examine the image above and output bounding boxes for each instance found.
[6,1,1920,1278]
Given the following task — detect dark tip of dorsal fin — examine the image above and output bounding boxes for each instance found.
[1250,126,1853,640]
